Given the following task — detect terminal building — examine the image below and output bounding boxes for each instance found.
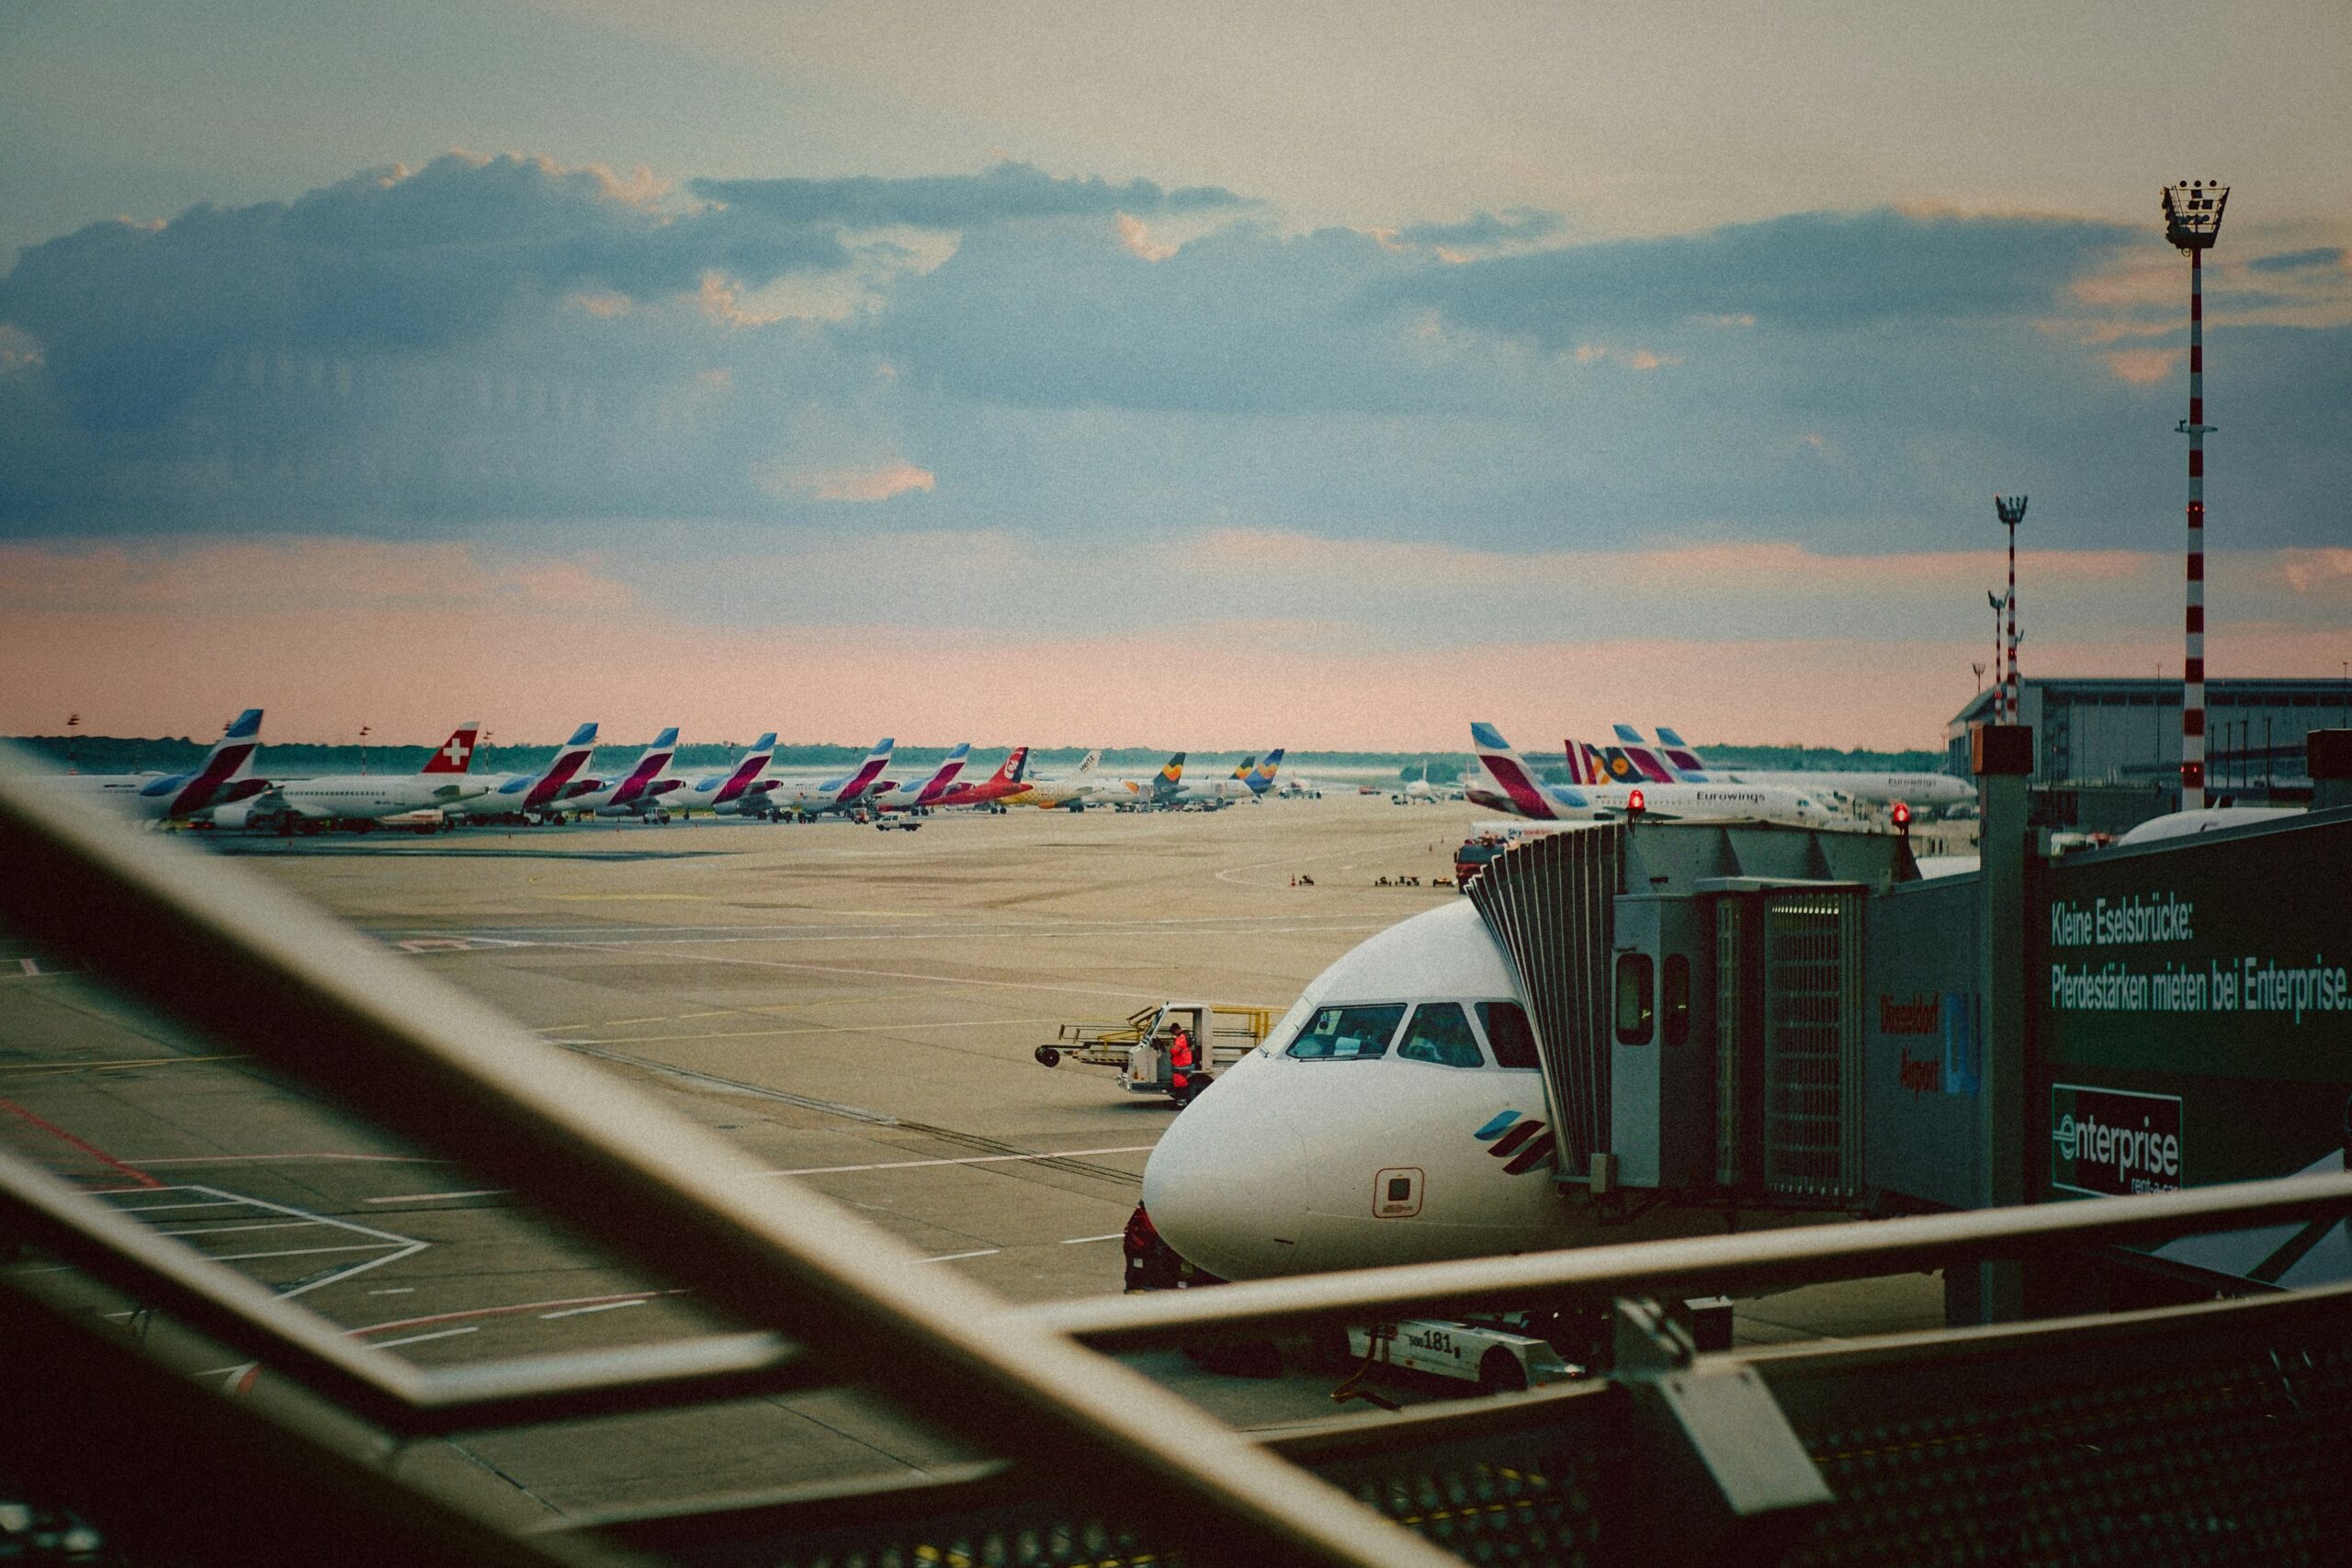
[1946,676,2352,829]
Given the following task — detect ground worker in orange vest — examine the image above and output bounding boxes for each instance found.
[1169,1021,1196,1105]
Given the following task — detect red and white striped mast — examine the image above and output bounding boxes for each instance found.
[1995,496,2027,722]
[1985,592,2006,717]
[2163,178,2227,810]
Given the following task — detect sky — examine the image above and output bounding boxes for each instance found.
[3,0,2347,749]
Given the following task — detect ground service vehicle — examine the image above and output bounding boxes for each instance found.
[1034,1001,1274,1102]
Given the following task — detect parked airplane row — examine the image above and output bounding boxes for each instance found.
[40,711,1288,832]
[1464,721,1969,828]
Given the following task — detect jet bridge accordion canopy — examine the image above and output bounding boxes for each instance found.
[1466,824,1622,1179]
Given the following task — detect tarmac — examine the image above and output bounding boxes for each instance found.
[0,792,1948,1522]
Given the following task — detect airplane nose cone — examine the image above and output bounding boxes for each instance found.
[1142,1080,1312,1280]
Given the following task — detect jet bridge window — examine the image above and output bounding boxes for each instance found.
[1396,1002,1485,1068]
[1285,1003,1407,1061]
[1614,953,1655,1045]
[1476,1000,1541,1070]
[1662,953,1691,1048]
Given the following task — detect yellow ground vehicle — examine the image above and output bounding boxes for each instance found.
[1033,1001,1275,1102]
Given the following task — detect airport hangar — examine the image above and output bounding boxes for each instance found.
[1946,675,2352,829]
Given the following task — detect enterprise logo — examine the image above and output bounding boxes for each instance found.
[2050,1083,2182,1198]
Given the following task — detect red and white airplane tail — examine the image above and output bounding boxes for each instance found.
[420,722,482,774]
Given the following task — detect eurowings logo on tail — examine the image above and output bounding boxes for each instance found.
[914,742,973,805]
[836,738,895,800]
[1652,726,1711,781]
[608,728,680,806]
[1470,722,1588,819]
[707,731,778,804]
[146,707,266,819]
[421,722,482,774]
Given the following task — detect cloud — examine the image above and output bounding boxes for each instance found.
[752,459,935,503]
[2101,347,2177,385]
[4,159,2347,554]
[2247,247,2346,275]
[1389,208,1565,254]
[1380,208,2136,347]
[688,162,1248,229]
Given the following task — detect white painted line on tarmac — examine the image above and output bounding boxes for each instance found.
[1061,1234,1125,1245]
[538,1299,648,1320]
[363,1190,507,1204]
[209,1243,412,1264]
[107,1197,244,1213]
[918,1249,1001,1264]
[372,1325,481,1350]
[18,959,39,976]
[154,1219,319,1237]
[754,1145,1157,1179]
[367,1288,416,1296]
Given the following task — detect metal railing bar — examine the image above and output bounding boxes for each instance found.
[0,1284,640,1568]
[1735,1276,2352,1383]
[404,1333,826,1430]
[1029,1172,2352,1350]
[0,760,1464,1568]
[0,1151,826,1431]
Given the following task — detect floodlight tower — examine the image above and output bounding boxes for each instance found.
[1995,496,2027,724]
[2163,178,2228,809]
[1986,592,2008,718]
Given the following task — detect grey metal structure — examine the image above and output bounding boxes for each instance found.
[10,754,2352,1565]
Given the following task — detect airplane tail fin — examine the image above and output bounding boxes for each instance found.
[421,721,483,774]
[1229,755,1258,781]
[920,742,972,801]
[1250,748,1284,791]
[988,746,1030,785]
[1653,726,1710,779]
[1471,721,1573,819]
[1159,752,1185,784]
[1075,748,1101,775]
[1601,734,1677,784]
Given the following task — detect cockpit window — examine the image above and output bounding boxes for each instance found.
[1285,1003,1407,1060]
[1476,1001,1541,1069]
[1396,1002,1484,1068]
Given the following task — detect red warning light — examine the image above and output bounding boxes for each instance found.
[1892,801,1913,829]
[1627,787,1645,817]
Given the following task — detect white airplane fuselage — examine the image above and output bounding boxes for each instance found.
[1145,902,1569,1280]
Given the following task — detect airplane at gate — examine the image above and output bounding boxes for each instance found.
[933,747,1031,810]
[1140,900,1583,1280]
[681,732,780,817]
[1242,749,1286,797]
[1005,749,1102,810]
[566,728,685,819]
[1091,752,1186,810]
[50,708,271,823]
[465,723,601,821]
[872,743,973,813]
[776,739,896,818]
[1616,725,1973,812]
[209,721,491,832]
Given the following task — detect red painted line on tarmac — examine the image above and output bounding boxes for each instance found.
[347,1290,678,1338]
[0,1097,161,1188]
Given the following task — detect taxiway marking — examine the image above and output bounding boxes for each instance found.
[919,1249,1000,1264]
[755,1145,1156,1179]
[373,1326,481,1350]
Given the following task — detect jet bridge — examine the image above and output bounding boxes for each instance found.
[1464,819,1912,1201]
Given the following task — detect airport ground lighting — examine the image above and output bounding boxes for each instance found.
[1995,496,2027,723]
[2164,179,2228,809]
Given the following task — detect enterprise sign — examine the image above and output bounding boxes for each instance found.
[2050,1083,2182,1198]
